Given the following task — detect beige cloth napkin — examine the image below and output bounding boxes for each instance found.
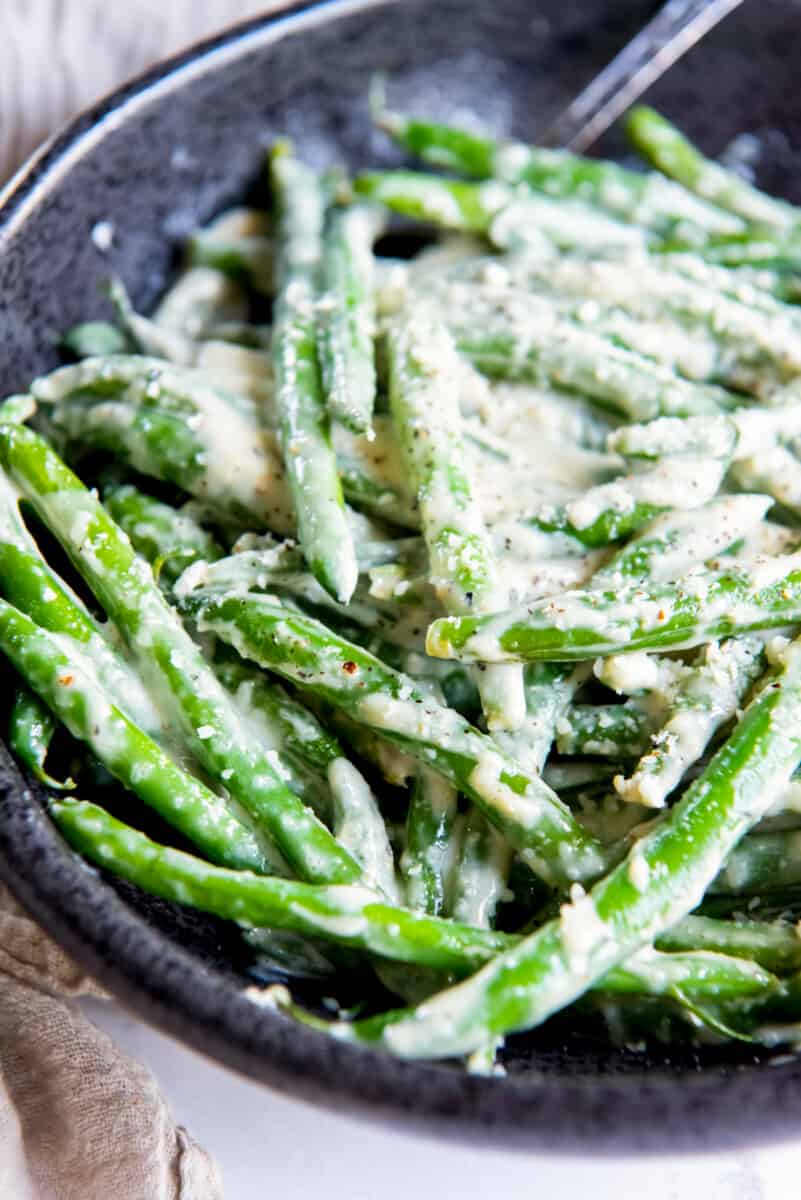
[0,3,288,1196]
[0,884,222,1199]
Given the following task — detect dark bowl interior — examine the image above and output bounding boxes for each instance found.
[2,0,801,1152]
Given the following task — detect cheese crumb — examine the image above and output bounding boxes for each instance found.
[91,220,115,252]
[628,852,651,891]
[559,891,607,969]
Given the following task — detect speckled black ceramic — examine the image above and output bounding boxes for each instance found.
[3,0,801,1152]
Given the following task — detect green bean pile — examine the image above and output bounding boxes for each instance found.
[8,102,801,1068]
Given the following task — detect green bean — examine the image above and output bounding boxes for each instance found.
[332,415,419,529]
[152,267,246,341]
[543,761,621,795]
[8,686,74,791]
[212,655,340,779]
[589,952,781,1042]
[695,237,801,272]
[730,445,801,524]
[567,310,744,392]
[627,107,798,231]
[532,503,658,552]
[656,914,801,975]
[662,252,801,309]
[270,145,358,603]
[530,454,727,549]
[487,518,593,780]
[232,526,423,578]
[61,322,131,359]
[711,829,801,896]
[40,354,411,542]
[0,599,268,872]
[0,395,35,425]
[449,810,512,929]
[609,407,801,465]
[0,424,361,886]
[589,496,770,588]
[102,483,223,587]
[336,631,801,1057]
[350,169,502,230]
[318,204,383,433]
[354,172,649,254]
[373,109,497,176]
[43,384,416,534]
[177,587,610,887]
[189,234,273,293]
[615,637,765,809]
[464,253,801,393]
[42,394,296,536]
[425,551,801,664]
[598,949,778,1005]
[450,303,732,423]
[450,806,513,1074]
[217,641,397,897]
[183,542,436,662]
[608,414,736,461]
[387,311,525,729]
[54,794,785,1032]
[327,756,399,900]
[32,357,296,533]
[555,702,655,760]
[51,783,799,1053]
[208,655,332,819]
[492,662,581,778]
[375,109,743,238]
[0,471,163,737]
[108,278,195,364]
[30,353,256,418]
[52,797,515,972]
[273,946,781,1047]
[401,768,459,916]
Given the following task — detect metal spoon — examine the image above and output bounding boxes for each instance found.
[539,0,745,152]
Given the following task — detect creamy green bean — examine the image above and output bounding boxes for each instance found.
[6,101,801,1069]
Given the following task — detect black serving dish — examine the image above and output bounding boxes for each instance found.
[2,0,801,1152]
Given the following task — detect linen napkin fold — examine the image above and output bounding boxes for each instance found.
[0,3,288,1196]
[0,884,222,1200]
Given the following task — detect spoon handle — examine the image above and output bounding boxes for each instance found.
[539,0,745,152]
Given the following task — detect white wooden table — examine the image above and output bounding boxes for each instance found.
[83,999,800,1199]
